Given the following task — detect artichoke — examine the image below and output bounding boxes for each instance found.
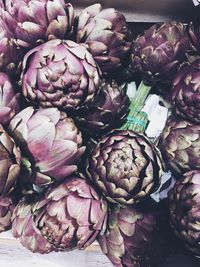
[159,116,200,176]
[12,176,108,253]
[0,72,20,125]
[75,3,132,75]
[0,195,14,232]
[0,125,21,196]
[99,205,157,267]
[131,21,190,83]
[76,80,130,138]
[87,130,163,205]
[171,59,200,124]
[8,107,85,186]
[2,0,74,48]
[189,21,200,52]
[21,39,101,111]
[0,18,24,72]
[169,170,200,255]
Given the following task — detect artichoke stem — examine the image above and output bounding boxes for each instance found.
[122,81,151,133]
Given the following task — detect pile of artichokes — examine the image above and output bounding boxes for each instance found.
[0,1,199,266]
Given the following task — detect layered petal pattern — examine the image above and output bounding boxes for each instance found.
[76,80,130,137]
[21,39,101,110]
[172,59,200,124]
[0,72,20,125]
[131,21,190,83]
[87,130,163,205]
[75,4,132,75]
[0,195,14,232]
[169,171,200,255]
[99,205,157,267]
[2,0,74,48]
[8,107,85,185]
[159,116,200,176]
[12,176,108,253]
[0,125,21,196]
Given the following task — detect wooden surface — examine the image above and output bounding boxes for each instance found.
[0,232,113,267]
[71,0,199,22]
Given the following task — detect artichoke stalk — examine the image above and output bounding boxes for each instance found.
[12,176,108,253]
[8,107,85,186]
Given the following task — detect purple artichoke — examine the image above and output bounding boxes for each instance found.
[189,21,200,52]
[131,21,190,83]
[171,59,200,124]
[8,107,85,186]
[0,18,24,72]
[12,176,108,253]
[159,116,200,176]
[75,3,132,75]
[0,195,14,232]
[0,72,20,125]
[0,124,21,196]
[2,0,74,48]
[20,39,101,111]
[99,205,157,267]
[87,130,163,205]
[76,80,130,137]
[169,170,200,255]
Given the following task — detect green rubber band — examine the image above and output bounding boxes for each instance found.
[127,116,147,127]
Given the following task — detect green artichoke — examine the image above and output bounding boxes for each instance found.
[76,80,130,138]
[0,72,20,125]
[75,3,132,75]
[21,39,101,111]
[8,107,85,186]
[169,170,200,255]
[159,116,200,176]
[98,205,158,267]
[0,195,14,232]
[131,21,189,83]
[87,130,163,205]
[12,176,108,253]
[2,0,74,48]
[0,124,21,196]
[171,59,200,124]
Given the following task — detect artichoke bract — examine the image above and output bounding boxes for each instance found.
[8,107,85,186]
[0,125,21,196]
[189,21,200,51]
[99,205,157,267]
[0,73,20,125]
[75,3,132,75]
[172,59,200,124]
[21,39,101,111]
[0,195,14,232]
[169,171,200,255]
[76,80,130,138]
[2,0,74,48]
[12,176,108,253]
[0,18,24,72]
[159,116,200,176]
[87,130,163,205]
[131,21,189,83]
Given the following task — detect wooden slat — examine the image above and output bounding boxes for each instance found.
[72,0,199,22]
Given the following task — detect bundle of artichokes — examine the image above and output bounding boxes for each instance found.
[0,1,198,266]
